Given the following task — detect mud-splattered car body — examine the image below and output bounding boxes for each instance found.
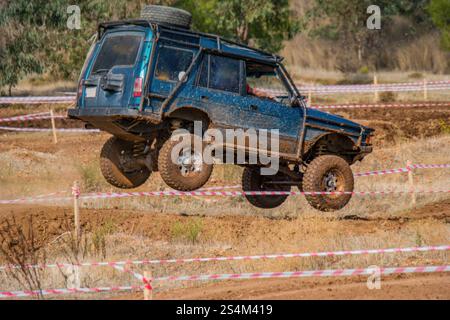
[68,19,374,211]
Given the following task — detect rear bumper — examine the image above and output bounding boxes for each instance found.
[67,107,161,141]
[68,107,160,123]
[69,107,146,119]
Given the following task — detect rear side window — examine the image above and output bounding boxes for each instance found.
[91,34,142,74]
[198,55,241,93]
[155,46,193,82]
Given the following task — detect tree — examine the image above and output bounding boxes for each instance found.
[0,0,70,95]
[428,0,450,50]
[303,0,433,72]
[178,0,300,52]
[0,0,298,94]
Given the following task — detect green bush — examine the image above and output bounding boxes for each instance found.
[171,219,203,244]
[439,120,450,134]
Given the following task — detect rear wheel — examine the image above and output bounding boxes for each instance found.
[100,137,151,189]
[302,155,354,211]
[242,167,291,209]
[158,134,213,191]
[140,5,192,29]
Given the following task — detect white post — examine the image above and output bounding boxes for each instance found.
[407,160,416,207]
[50,109,58,144]
[373,74,379,103]
[72,181,80,241]
[423,79,428,101]
[143,271,153,300]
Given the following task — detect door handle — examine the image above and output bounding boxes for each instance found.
[201,95,209,101]
[250,104,258,111]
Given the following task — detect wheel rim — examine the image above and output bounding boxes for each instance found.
[176,148,203,177]
[322,169,345,196]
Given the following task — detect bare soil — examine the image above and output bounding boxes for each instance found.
[0,101,449,300]
[0,199,448,249]
[0,201,448,300]
[151,273,450,300]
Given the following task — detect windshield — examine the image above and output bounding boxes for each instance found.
[91,33,143,74]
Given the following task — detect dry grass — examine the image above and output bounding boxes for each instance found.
[0,106,448,299]
[0,210,448,298]
[0,131,449,217]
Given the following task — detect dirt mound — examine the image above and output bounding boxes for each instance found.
[334,105,450,146]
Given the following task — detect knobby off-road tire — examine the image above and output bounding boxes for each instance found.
[100,137,151,189]
[242,167,291,209]
[302,155,354,212]
[140,5,192,29]
[158,134,213,191]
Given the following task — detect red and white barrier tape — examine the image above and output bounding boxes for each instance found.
[312,102,450,110]
[354,167,410,177]
[152,265,450,282]
[298,80,450,90]
[75,189,450,201]
[113,265,152,291]
[0,96,74,105]
[354,164,450,177]
[1,265,448,298]
[0,191,69,205]
[0,189,448,205]
[0,285,144,298]
[71,185,81,199]
[2,245,447,271]
[0,126,99,133]
[412,164,450,169]
[259,83,450,95]
[298,85,450,94]
[0,163,447,205]
[0,114,65,123]
[0,112,50,122]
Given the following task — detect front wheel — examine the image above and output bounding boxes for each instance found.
[100,137,151,189]
[242,167,291,209]
[302,155,354,212]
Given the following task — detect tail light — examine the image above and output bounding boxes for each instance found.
[133,77,143,98]
[77,80,83,99]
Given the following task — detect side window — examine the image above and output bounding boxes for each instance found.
[245,61,290,104]
[197,55,241,94]
[155,46,193,82]
[209,55,240,93]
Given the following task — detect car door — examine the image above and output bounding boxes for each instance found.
[190,54,248,131]
[239,93,302,156]
[240,62,302,156]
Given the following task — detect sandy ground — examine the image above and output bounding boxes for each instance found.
[151,274,450,300]
[0,100,449,300]
[0,200,448,300]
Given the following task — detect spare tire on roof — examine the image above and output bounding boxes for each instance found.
[140,5,192,29]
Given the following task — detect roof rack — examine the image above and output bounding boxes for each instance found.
[98,19,283,64]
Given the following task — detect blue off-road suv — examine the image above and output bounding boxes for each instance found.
[68,5,374,211]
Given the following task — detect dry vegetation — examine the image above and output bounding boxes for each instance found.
[0,92,449,298]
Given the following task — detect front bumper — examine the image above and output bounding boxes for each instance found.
[359,145,373,154]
